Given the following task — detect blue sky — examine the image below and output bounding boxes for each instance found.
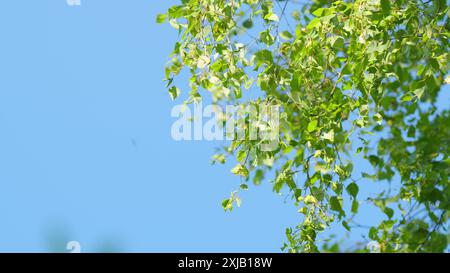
[0,1,448,252]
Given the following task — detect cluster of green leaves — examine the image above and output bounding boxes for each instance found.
[158,0,450,252]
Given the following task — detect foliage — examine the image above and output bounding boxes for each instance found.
[158,0,450,252]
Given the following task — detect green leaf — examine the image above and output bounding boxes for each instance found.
[380,0,391,14]
[253,170,264,185]
[156,13,167,24]
[400,93,414,102]
[231,164,249,178]
[280,31,293,41]
[211,154,226,164]
[369,227,378,240]
[168,86,180,100]
[306,18,321,29]
[307,120,318,132]
[330,36,344,49]
[329,196,343,213]
[384,207,394,219]
[242,19,253,29]
[264,13,279,22]
[342,220,351,231]
[304,195,317,205]
[312,8,325,17]
[346,183,359,198]
[374,113,383,125]
[413,87,425,100]
[222,199,232,212]
[351,200,359,214]
[260,30,275,46]
[237,150,247,163]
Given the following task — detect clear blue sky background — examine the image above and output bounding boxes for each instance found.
[0,1,448,252]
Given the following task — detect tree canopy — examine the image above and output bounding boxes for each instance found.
[158,0,450,252]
